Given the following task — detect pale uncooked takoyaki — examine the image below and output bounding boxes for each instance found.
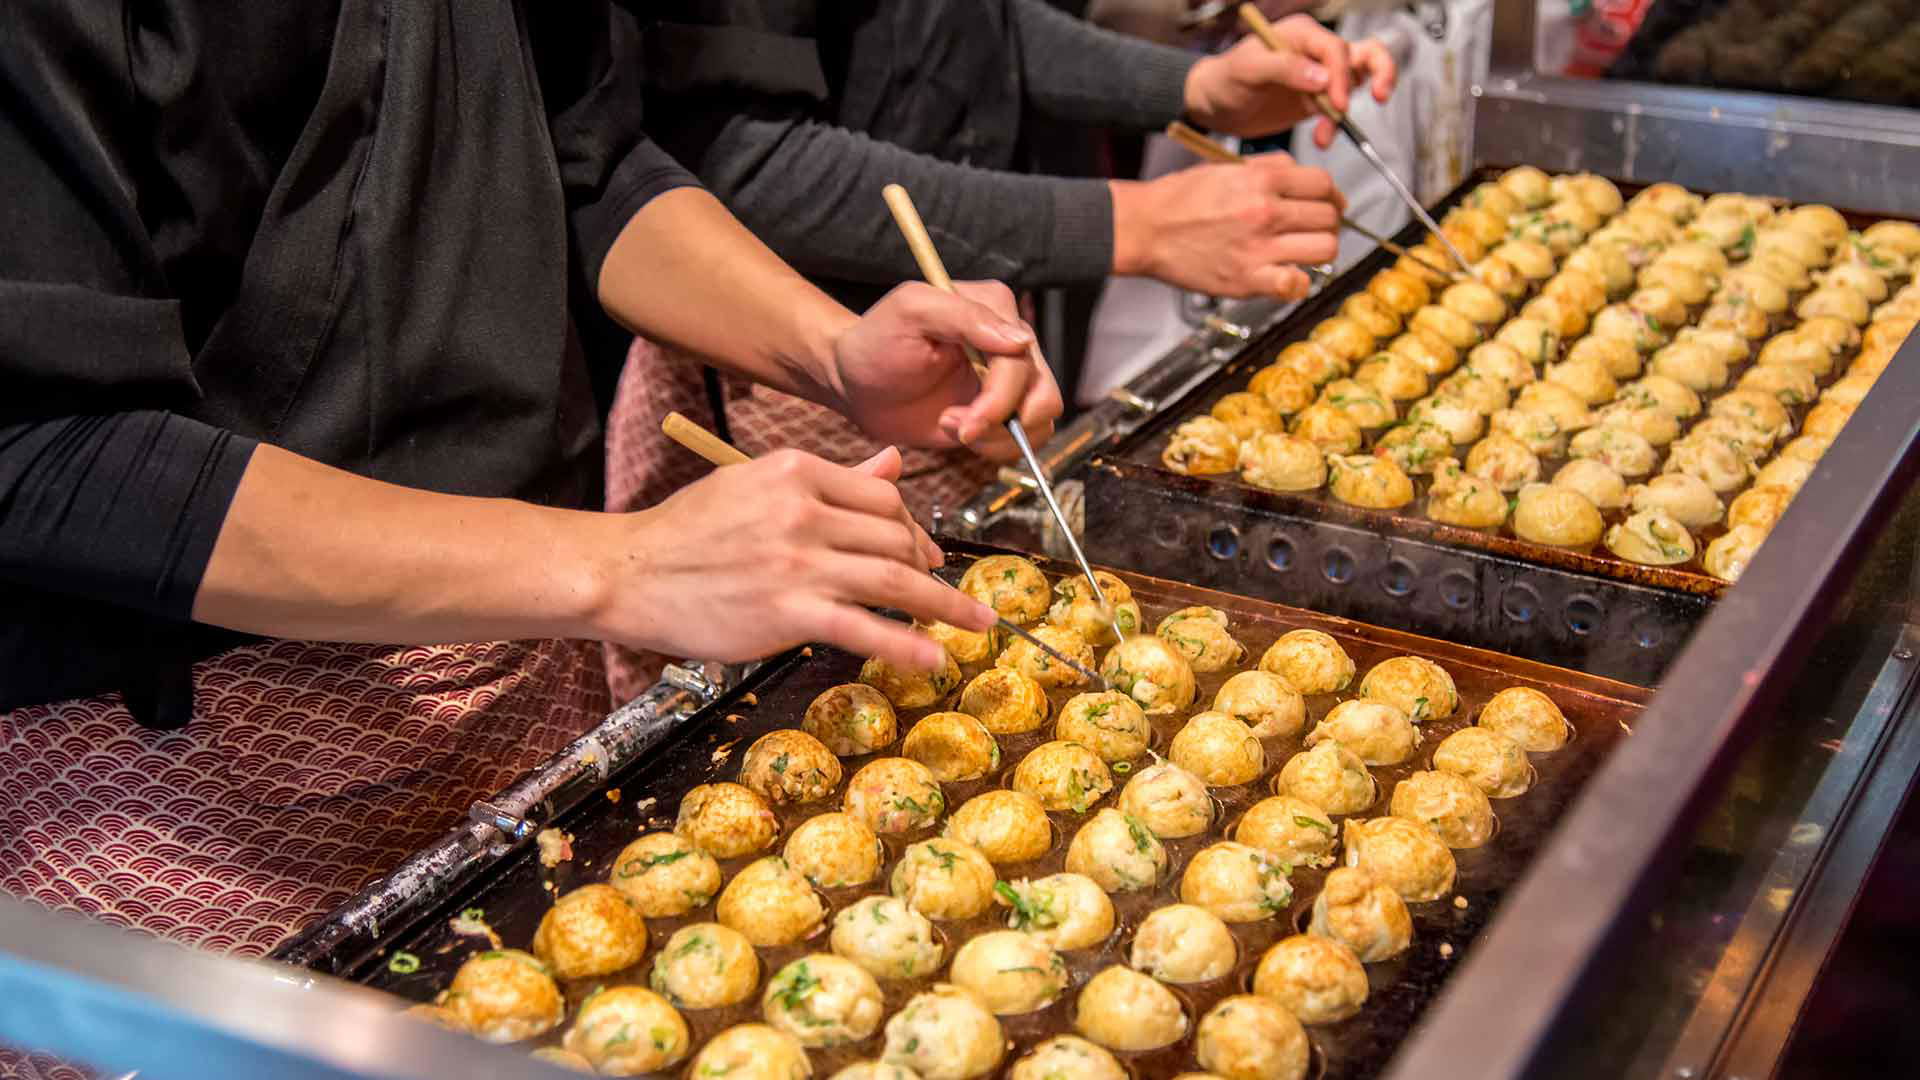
[1056,691,1152,763]
[1213,670,1307,737]
[1465,433,1540,492]
[1551,459,1628,512]
[1101,634,1197,715]
[831,895,942,980]
[762,954,885,1047]
[1119,759,1216,839]
[995,872,1116,950]
[1427,459,1511,528]
[1307,700,1418,767]
[1156,606,1246,673]
[1342,816,1456,902]
[949,931,1068,1015]
[1705,523,1769,582]
[1276,741,1375,815]
[651,923,760,1009]
[1258,629,1355,694]
[1065,808,1168,893]
[1432,728,1532,799]
[1235,795,1338,869]
[1180,841,1295,922]
[1570,426,1658,478]
[1239,432,1327,492]
[564,987,690,1074]
[1628,473,1723,529]
[1012,740,1112,813]
[1131,903,1238,984]
[882,986,1005,1080]
[1374,421,1454,476]
[1170,712,1266,786]
[1607,509,1699,567]
[1389,770,1495,849]
[609,832,722,916]
[891,838,997,920]
[1252,934,1370,1024]
[843,757,945,834]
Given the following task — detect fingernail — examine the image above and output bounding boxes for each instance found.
[988,319,1034,346]
[1303,64,1329,87]
[972,601,997,629]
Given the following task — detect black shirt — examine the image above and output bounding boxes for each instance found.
[0,1,695,721]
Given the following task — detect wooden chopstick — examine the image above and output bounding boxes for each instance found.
[662,411,751,467]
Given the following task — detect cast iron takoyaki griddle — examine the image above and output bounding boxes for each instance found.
[344,540,1647,1080]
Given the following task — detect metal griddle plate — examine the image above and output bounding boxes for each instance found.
[352,541,1646,1079]
[1104,166,1919,601]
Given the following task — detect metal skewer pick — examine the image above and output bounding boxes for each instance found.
[659,412,1109,689]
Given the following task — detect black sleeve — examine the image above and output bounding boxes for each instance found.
[0,4,258,619]
[1009,0,1198,130]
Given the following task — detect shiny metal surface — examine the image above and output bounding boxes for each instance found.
[1346,127,1474,276]
[1008,414,1109,614]
[993,608,1109,688]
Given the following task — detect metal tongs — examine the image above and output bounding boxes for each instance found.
[1236,3,1477,280]
[659,412,1108,688]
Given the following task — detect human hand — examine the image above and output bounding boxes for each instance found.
[829,281,1062,462]
[1184,16,1397,147]
[599,448,995,670]
[1110,153,1342,299]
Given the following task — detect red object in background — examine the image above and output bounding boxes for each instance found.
[1567,0,1655,76]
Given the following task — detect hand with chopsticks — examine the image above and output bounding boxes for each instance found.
[1183,13,1397,148]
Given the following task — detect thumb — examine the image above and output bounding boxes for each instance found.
[854,445,905,482]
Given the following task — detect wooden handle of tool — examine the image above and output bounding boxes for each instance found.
[1237,4,1340,121]
[882,183,992,381]
[662,411,753,467]
[1165,122,1243,164]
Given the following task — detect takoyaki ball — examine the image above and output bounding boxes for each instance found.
[1606,509,1698,567]
[1066,808,1170,894]
[1327,452,1415,510]
[1368,268,1433,316]
[1803,400,1856,441]
[1131,902,1238,984]
[1434,371,1512,416]
[944,790,1052,864]
[1214,670,1308,738]
[1307,700,1418,767]
[996,872,1116,950]
[1755,457,1815,495]
[1388,327,1461,377]
[1164,415,1241,476]
[832,1065,921,1080]
[1340,292,1405,339]
[1511,483,1604,549]
[741,729,844,806]
[1705,524,1770,582]
[960,667,1051,736]
[1465,182,1524,218]
[1628,286,1689,331]
[1551,459,1628,512]
[860,650,961,711]
[1074,966,1189,1053]
[1564,242,1634,295]
[1056,691,1152,765]
[1780,435,1832,465]
[1170,712,1267,786]
[1342,815,1456,903]
[1638,261,1714,305]
[1195,996,1310,1080]
[1427,459,1510,528]
[1423,221,1488,264]
[1247,363,1319,416]
[882,985,1005,1080]
[1156,606,1247,674]
[1354,352,1431,401]
[1618,373,1702,420]
[442,949,564,1043]
[1289,403,1364,454]
[1101,634,1198,715]
[1823,373,1878,411]
[996,623,1096,689]
[1863,220,1920,256]
[1653,239,1727,278]
[1545,355,1619,406]
[1472,255,1530,303]
[1253,933,1369,1026]
[530,1047,596,1073]
[1276,741,1376,816]
[1009,1037,1126,1080]
[677,782,779,859]
[691,1025,814,1080]
[1798,285,1872,325]
[785,812,884,889]
[1372,421,1453,476]
[1310,317,1378,367]
[1651,342,1729,393]
[1448,205,1511,248]
[1781,205,1848,248]
[1512,382,1592,434]
[1711,391,1793,443]
[718,857,825,946]
[1592,303,1669,353]
[891,839,997,921]
[1490,240,1556,284]
[1677,330,1753,372]
[843,757,945,834]
[1755,226,1831,269]
[1181,840,1294,923]
[1240,432,1328,493]
[1389,770,1495,849]
[1465,342,1535,389]
[651,923,760,1009]
[1859,316,1908,355]
[920,620,992,665]
[1013,741,1113,813]
[1309,866,1412,963]
[1565,173,1625,216]
[1699,302,1770,341]
[1358,656,1458,723]
[957,554,1050,625]
[902,703,1006,776]
[1593,402,1680,447]
[1521,294,1590,341]
[1322,381,1399,433]
[1545,267,1612,315]
[1745,251,1813,291]
[1738,362,1818,406]
[1570,426,1657,478]
[1405,395,1487,443]
[1684,211,1748,251]
[1441,281,1508,327]
[1492,318,1562,366]
[1510,213,1580,255]
[1631,181,1702,221]
[1664,436,1754,494]
[949,931,1068,1015]
[564,987,690,1074]
[1411,304,1483,351]
[831,895,943,980]
[1236,794,1338,869]
[1820,262,1890,303]
[611,832,723,916]
[1728,486,1796,532]
[805,684,899,757]
[1432,727,1532,798]
[1211,391,1283,443]
[1690,416,1774,458]
[1120,760,1217,839]
[1489,407,1568,457]
[1842,233,1911,276]
[1499,164,1553,208]
[1478,686,1573,753]
[1259,628,1356,694]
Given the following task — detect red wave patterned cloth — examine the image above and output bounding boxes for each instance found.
[0,636,609,1080]
[601,339,995,704]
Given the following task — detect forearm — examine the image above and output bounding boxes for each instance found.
[1010,0,1197,130]
[193,444,611,645]
[595,186,856,406]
